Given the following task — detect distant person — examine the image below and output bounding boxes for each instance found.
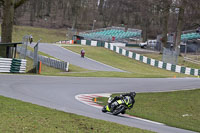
[196,27,200,33]
[29,35,33,44]
[81,48,85,58]
[170,43,173,50]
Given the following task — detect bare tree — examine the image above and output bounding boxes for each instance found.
[174,0,187,50]
[160,0,172,49]
[1,0,199,48]
[0,0,28,58]
[70,0,81,30]
[1,0,15,43]
[1,0,28,43]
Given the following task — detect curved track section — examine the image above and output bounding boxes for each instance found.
[75,93,110,109]
[75,93,165,125]
[0,74,199,133]
[29,43,125,72]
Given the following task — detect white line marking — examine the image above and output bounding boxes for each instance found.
[75,93,165,125]
[123,114,164,125]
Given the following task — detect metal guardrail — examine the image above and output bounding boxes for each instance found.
[0,58,27,73]
[162,48,178,65]
[38,55,69,71]
[184,57,200,65]
[17,46,69,72]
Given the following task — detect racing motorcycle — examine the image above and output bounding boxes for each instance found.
[102,96,133,115]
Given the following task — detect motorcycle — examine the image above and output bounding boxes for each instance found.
[102,96,133,115]
[81,50,85,58]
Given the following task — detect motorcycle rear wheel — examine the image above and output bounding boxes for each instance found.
[102,106,107,113]
[112,106,126,115]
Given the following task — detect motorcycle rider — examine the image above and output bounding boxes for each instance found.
[108,92,136,112]
[81,48,85,58]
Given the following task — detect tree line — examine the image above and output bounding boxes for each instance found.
[0,0,200,56]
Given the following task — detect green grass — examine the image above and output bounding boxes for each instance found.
[12,25,67,43]
[0,25,67,43]
[64,45,191,78]
[97,89,200,132]
[0,95,153,133]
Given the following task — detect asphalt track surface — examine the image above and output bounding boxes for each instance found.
[29,43,125,72]
[0,74,199,133]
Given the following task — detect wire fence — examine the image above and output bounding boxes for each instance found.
[162,48,179,65]
[19,35,30,59]
[17,46,69,72]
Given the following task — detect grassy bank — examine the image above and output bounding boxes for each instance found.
[12,25,67,43]
[0,25,67,43]
[97,89,200,132]
[0,95,152,133]
[64,45,189,78]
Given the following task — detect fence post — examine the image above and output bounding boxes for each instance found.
[33,39,41,74]
[19,35,30,59]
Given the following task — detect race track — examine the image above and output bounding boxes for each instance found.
[28,43,125,72]
[0,74,199,133]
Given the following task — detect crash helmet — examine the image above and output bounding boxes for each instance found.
[130,92,136,98]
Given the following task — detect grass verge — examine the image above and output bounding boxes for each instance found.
[64,45,190,78]
[97,89,200,132]
[12,25,67,43]
[0,95,153,133]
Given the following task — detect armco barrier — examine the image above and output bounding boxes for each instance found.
[0,58,27,73]
[17,46,69,72]
[77,39,200,76]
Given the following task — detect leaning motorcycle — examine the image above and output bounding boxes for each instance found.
[102,96,133,115]
[81,52,85,58]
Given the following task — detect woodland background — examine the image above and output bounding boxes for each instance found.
[0,0,199,40]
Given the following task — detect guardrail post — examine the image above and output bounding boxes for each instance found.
[33,39,41,74]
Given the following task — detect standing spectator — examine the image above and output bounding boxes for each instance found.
[170,43,173,50]
[29,35,33,44]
